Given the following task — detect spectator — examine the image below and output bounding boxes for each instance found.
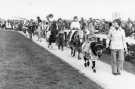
[108,19,127,75]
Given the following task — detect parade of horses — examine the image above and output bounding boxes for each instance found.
[0,15,135,66]
[0,7,135,89]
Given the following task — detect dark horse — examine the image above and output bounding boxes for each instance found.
[69,30,83,59]
[56,31,65,51]
[48,21,58,48]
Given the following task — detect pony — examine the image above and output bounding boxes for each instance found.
[82,36,106,73]
[56,30,65,51]
[68,30,84,59]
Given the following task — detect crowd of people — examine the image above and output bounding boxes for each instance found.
[0,14,134,75]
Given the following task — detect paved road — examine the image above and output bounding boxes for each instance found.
[0,30,103,89]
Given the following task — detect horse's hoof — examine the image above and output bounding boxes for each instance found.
[93,69,96,73]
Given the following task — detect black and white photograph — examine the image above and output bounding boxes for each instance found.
[0,0,135,89]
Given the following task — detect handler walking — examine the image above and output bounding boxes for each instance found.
[108,19,127,75]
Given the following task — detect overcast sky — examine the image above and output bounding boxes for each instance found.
[0,0,135,20]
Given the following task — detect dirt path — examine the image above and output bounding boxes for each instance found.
[0,30,103,89]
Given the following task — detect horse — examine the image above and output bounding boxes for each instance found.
[48,21,58,48]
[82,36,106,73]
[68,30,84,59]
[56,30,65,51]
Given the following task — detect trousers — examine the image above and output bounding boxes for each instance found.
[111,49,124,74]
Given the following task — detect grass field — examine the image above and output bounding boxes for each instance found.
[0,30,103,89]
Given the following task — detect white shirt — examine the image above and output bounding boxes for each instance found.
[70,21,81,30]
[108,26,127,50]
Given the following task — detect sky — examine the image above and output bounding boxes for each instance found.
[0,0,135,20]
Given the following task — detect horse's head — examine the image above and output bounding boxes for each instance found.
[95,44,105,57]
[91,42,105,58]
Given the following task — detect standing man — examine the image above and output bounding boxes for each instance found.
[108,19,127,75]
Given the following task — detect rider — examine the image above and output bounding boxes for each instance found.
[57,18,65,51]
[70,16,84,42]
[70,16,81,30]
[46,14,57,48]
